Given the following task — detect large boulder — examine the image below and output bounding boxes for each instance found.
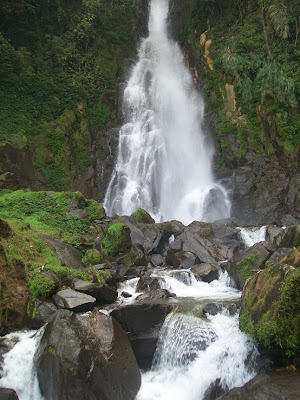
[35,309,141,400]
[166,250,200,269]
[225,243,271,290]
[29,299,58,329]
[191,263,219,282]
[218,370,300,400]
[273,224,300,248]
[111,303,174,369]
[53,289,96,313]
[41,236,84,269]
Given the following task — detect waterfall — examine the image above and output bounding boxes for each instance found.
[238,226,267,247]
[103,0,231,225]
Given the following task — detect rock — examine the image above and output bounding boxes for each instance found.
[29,299,58,329]
[281,214,300,227]
[131,208,155,224]
[225,243,271,290]
[73,279,118,304]
[203,379,224,400]
[111,303,174,369]
[0,218,13,238]
[41,235,84,269]
[0,172,19,190]
[227,303,239,315]
[191,263,219,282]
[136,289,175,302]
[240,264,300,358]
[0,388,19,400]
[121,291,132,298]
[35,309,141,400]
[176,221,241,264]
[151,253,164,266]
[218,370,300,400]
[265,225,283,243]
[92,263,111,270]
[273,224,300,248]
[66,209,91,219]
[136,276,161,292]
[203,303,222,316]
[265,248,294,267]
[166,250,200,269]
[53,289,96,313]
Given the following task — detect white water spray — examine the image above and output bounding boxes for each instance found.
[104,0,230,225]
[238,226,267,247]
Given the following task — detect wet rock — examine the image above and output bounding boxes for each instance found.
[203,303,222,316]
[136,276,161,292]
[151,253,164,266]
[73,279,118,304]
[136,289,175,302]
[0,388,19,400]
[35,309,141,400]
[111,303,174,369]
[53,289,96,313]
[166,250,200,269]
[121,291,132,298]
[281,214,300,227]
[191,263,219,282]
[0,218,13,238]
[40,235,84,269]
[132,244,148,266]
[225,243,271,290]
[218,370,300,400]
[30,299,58,329]
[203,379,225,400]
[227,303,239,316]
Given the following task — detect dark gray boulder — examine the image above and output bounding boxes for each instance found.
[166,250,200,269]
[30,299,58,329]
[191,263,219,282]
[151,254,164,266]
[53,289,96,313]
[136,289,175,302]
[136,276,161,292]
[35,309,141,400]
[111,303,174,369]
[273,224,300,248]
[40,236,84,269]
[73,279,117,304]
[203,303,222,316]
[0,388,19,400]
[218,370,300,400]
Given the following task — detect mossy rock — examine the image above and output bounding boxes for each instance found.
[131,208,155,224]
[102,223,132,258]
[240,264,300,358]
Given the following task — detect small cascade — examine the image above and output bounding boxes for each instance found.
[238,226,267,247]
[137,312,259,400]
[150,269,240,300]
[0,330,44,400]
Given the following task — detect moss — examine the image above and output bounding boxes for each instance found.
[83,249,104,268]
[27,299,40,319]
[102,223,131,257]
[240,266,300,357]
[233,254,257,281]
[85,199,105,220]
[131,208,155,224]
[48,346,57,357]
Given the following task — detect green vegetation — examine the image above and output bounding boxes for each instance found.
[131,208,155,224]
[0,0,142,190]
[102,223,131,257]
[229,253,257,281]
[181,0,300,166]
[240,266,300,358]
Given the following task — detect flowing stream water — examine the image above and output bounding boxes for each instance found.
[104,0,231,225]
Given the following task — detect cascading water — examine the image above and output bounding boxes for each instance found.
[238,226,267,247]
[104,0,231,225]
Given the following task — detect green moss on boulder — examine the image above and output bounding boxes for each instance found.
[102,223,132,257]
[131,208,155,224]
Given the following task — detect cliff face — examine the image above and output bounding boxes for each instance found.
[0,0,149,199]
[170,0,300,226]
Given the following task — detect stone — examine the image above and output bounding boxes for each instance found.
[136,276,161,292]
[131,208,155,224]
[73,279,118,304]
[151,253,164,266]
[35,309,141,400]
[0,172,19,190]
[225,243,271,290]
[218,370,300,400]
[0,218,13,238]
[111,303,174,369]
[0,388,19,400]
[191,263,219,282]
[40,235,84,269]
[265,248,294,267]
[53,289,96,313]
[136,289,175,302]
[166,250,200,269]
[121,291,132,298]
[273,224,300,248]
[30,299,58,329]
[203,303,222,316]
[65,209,91,219]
